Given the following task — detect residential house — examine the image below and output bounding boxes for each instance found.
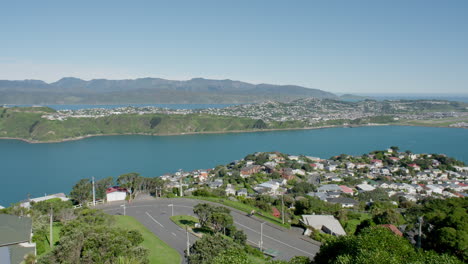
[301,215,346,236]
[255,181,281,194]
[371,159,383,168]
[106,187,128,202]
[240,165,262,178]
[408,164,421,171]
[356,183,376,192]
[317,184,342,193]
[225,184,236,196]
[236,188,248,197]
[327,197,359,208]
[339,185,354,195]
[20,193,69,208]
[208,179,224,189]
[0,214,36,264]
[281,168,295,180]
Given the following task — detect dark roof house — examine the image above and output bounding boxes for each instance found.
[0,214,36,264]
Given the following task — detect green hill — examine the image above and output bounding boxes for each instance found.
[0,107,306,142]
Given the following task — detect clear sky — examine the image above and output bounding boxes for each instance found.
[1,0,467,94]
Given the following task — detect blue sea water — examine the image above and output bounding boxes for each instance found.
[0,126,467,206]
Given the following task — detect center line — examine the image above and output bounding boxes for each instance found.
[235,221,315,256]
[145,211,164,228]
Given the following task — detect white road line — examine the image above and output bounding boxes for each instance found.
[145,211,164,228]
[235,221,315,256]
[172,232,177,237]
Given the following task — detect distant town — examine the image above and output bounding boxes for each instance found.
[39,98,468,127]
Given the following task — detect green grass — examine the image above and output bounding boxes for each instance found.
[35,223,62,256]
[170,215,213,236]
[183,196,290,228]
[343,213,372,234]
[170,215,198,229]
[114,215,181,264]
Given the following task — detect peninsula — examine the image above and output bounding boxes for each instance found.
[1,98,467,143]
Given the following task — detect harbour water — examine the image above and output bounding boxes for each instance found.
[0,125,467,206]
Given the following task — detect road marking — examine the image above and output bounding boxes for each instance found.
[235,221,315,256]
[145,211,164,228]
[172,232,177,237]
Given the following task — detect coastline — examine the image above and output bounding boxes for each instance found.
[0,123,464,144]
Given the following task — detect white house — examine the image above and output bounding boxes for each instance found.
[225,184,236,196]
[301,215,346,236]
[106,187,128,202]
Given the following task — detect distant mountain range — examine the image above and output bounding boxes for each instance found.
[0,77,336,104]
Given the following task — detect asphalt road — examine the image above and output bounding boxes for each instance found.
[98,198,320,263]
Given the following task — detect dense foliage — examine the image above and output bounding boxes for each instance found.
[38,209,149,264]
[314,227,463,264]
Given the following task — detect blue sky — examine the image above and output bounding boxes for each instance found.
[1,0,467,94]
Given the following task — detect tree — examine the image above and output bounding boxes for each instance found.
[420,198,468,261]
[117,173,143,198]
[193,203,214,227]
[314,227,423,264]
[96,177,114,199]
[211,248,253,264]
[188,233,240,264]
[38,209,148,264]
[313,226,463,264]
[210,212,233,233]
[69,179,92,204]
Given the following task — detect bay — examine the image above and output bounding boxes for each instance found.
[0,125,467,206]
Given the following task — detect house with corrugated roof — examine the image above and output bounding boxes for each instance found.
[0,214,36,264]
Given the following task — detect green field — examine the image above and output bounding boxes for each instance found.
[114,215,181,264]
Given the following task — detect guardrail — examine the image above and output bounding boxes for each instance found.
[73,200,105,209]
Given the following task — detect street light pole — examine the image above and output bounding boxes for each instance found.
[186,226,190,256]
[281,194,285,225]
[92,176,96,206]
[417,216,423,248]
[260,222,265,252]
[169,204,174,217]
[121,204,126,216]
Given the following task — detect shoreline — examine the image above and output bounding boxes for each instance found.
[0,123,465,144]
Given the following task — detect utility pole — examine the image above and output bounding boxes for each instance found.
[92,176,96,206]
[179,177,183,197]
[281,194,285,225]
[417,216,423,248]
[49,207,53,248]
[260,222,265,252]
[186,226,190,257]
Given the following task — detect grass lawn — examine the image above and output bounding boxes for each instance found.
[343,213,372,234]
[36,223,62,256]
[170,215,213,236]
[114,215,181,264]
[170,215,199,229]
[183,196,290,228]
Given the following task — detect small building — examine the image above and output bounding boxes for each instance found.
[106,187,128,202]
[327,197,359,208]
[19,193,69,208]
[225,184,236,196]
[356,183,376,192]
[236,188,248,197]
[0,214,36,264]
[301,215,346,236]
[240,165,262,178]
